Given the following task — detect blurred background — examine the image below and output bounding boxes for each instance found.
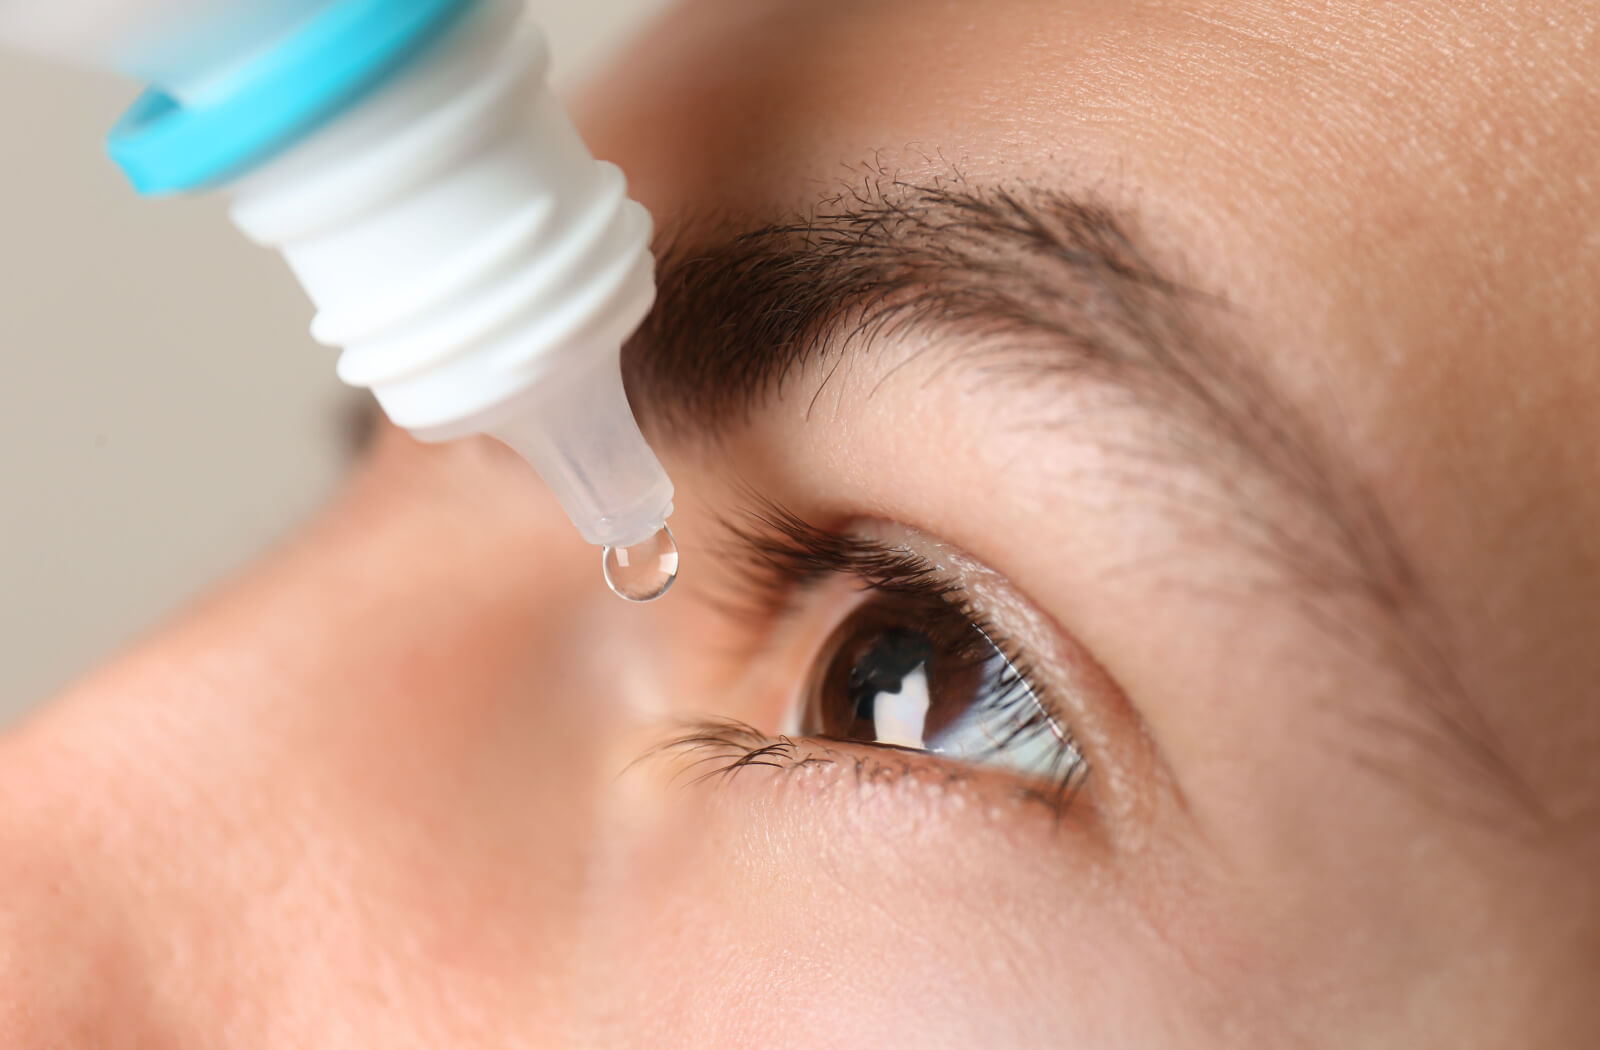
[0,0,668,725]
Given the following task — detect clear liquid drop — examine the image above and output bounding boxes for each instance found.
[602,524,679,602]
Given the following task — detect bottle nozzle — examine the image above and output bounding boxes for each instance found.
[487,348,674,551]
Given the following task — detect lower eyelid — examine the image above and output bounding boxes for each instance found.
[647,719,1092,826]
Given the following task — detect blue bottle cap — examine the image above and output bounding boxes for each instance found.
[107,0,481,195]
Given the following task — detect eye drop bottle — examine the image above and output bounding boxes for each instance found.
[0,0,677,591]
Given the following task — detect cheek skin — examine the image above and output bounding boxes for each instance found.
[575,748,1234,1049]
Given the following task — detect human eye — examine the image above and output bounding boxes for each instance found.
[800,567,1081,786]
[692,505,1089,808]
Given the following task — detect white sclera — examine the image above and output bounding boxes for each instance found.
[602,524,680,603]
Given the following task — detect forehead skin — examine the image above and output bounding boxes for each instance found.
[577,0,1600,818]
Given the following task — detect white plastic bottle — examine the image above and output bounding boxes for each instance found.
[0,0,678,598]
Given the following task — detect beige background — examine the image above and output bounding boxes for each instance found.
[0,0,667,725]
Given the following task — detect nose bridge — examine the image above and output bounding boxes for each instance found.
[495,544,714,1043]
[297,456,643,1038]
[464,522,685,1039]
[344,440,697,1040]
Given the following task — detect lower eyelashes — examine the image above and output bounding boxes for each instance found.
[650,717,1086,817]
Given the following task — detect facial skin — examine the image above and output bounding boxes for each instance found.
[2,0,1597,1046]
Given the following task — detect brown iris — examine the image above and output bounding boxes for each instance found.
[802,593,996,750]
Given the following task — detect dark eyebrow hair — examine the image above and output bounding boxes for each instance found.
[629,176,1200,435]
[623,175,1542,832]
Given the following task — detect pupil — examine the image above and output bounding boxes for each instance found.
[846,627,935,724]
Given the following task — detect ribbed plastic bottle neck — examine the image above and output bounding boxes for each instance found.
[223,0,672,548]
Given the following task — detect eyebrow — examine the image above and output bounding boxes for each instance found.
[628,177,1203,435]
[623,175,1541,830]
